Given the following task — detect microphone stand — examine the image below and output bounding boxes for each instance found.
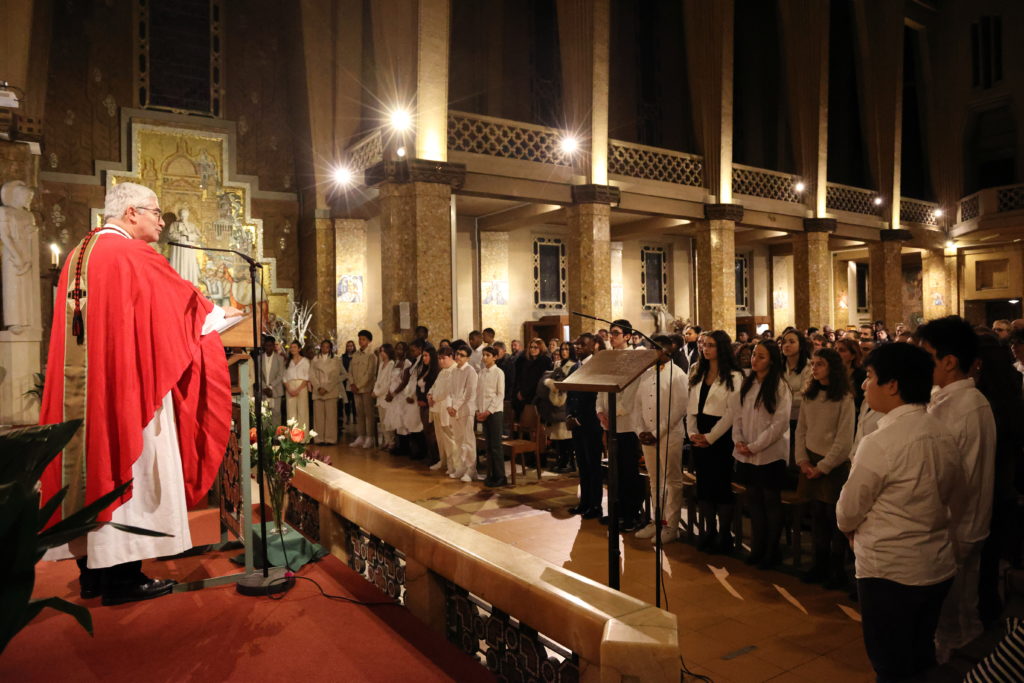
[168,241,292,596]
[571,311,669,608]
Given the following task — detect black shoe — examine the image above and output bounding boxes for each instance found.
[745,550,764,566]
[713,535,734,555]
[697,532,717,552]
[823,574,848,591]
[77,559,102,599]
[101,577,176,606]
[756,553,780,571]
[582,508,603,520]
[484,478,508,488]
[801,566,829,584]
[620,517,645,533]
[569,504,587,515]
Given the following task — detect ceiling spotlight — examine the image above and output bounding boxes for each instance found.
[389,108,412,132]
[332,166,353,186]
[794,181,806,193]
[396,146,407,158]
[873,197,883,206]
[559,135,579,154]
[1010,299,1020,304]
[945,239,956,249]
[933,208,944,218]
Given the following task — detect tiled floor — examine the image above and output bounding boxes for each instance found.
[321,434,991,682]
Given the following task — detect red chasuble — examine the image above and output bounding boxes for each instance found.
[39,231,232,527]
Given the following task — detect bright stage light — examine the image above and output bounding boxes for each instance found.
[389,109,412,132]
[560,135,578,154]
[794,181,806,193]
[873,197,883,206]
[396,146,407,158]
[934,208,943,218]
[332,166,353,186]
[945,239,956,249]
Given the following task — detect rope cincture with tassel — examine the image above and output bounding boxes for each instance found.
[69,227,103,345]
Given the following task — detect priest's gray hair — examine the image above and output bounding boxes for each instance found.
[103,182,158,221]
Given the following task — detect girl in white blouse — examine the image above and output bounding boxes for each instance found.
[685,330,745,553]
[284,341,312,431]
[372,344,396,449]
[310,340,347,444]
[795,348,855,588]
[732,339,792,569]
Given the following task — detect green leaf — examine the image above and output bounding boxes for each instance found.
[107,523,173,538]
[36,487,68,532]
[0,420,82,490]
[38,480,132,545]
[21,597,93,636]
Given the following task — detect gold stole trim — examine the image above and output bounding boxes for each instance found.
[60,237,101,519]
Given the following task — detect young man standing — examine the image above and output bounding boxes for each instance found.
[837,343,965,682]
[428,348,457,475]
[448,346,479,482]
[467,330,485,371]
[566,333,603,518]
[477,347,507,487]
[348,329,378,448]
[917,316,997,660]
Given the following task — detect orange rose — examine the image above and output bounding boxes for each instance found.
[249,427,258,444]
[276,426,288,437]
[289,428,305,443]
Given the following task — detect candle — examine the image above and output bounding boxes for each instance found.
[50,243,60,267]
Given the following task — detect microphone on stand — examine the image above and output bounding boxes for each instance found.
[166,241,264,269]
[569,310,665,351]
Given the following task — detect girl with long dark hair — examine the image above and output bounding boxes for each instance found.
[781,329,812,465]
[685,330,744,553]
[796,348,855,587]
[416,345,442,464]
[514,337,553,419]
[372,343,396,449]
[283,340,311,431]
[342,339,357,425]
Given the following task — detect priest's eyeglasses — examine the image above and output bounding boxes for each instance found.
[135,206,162,216]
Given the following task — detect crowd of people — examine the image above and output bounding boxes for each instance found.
[260,314,1023,682]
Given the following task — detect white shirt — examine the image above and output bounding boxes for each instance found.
[634,362,689,437]
[851,402,881,457]
[476,364,505,414]
[469,343,484,371]
[283,356,310,383]
[449,363,478,414]
[927,378,997,544]
[428,366,454,426]
[730,378,792,466]
[684,370,745,446]
[596,348,641,432]
[836,404,965,585]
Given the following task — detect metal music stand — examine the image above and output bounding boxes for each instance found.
[554,348,658,590]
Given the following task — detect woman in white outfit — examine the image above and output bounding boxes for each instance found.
[372,344,396,449]
[284,341,311,430]
[311,340,346,444]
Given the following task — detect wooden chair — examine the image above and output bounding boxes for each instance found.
[502,404,545,485]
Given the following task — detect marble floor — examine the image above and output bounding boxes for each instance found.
[317,433,983,683]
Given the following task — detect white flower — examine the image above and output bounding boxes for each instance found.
[309,430,318,438]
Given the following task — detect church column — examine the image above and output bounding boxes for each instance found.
[868,229,911,328]
[367,162,464,342]
[833,255,851,330]
[921,247,950,322]
[313,213,336,337]
[695,204,742,338]
[566,185,616,339]
[793,218,835,330]
[334,218,368,338]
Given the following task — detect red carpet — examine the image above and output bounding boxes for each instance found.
[4,508,493,682]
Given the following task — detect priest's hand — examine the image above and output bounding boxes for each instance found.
[223,305,244,318]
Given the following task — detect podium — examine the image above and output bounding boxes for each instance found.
[555,348,658,589]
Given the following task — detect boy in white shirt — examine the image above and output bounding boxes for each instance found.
[448,345,479,482]
[428,348,457,475]
[476,347,507,487]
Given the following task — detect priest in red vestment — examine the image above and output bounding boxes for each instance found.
[40,181,237,605]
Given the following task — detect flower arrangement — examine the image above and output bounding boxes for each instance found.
[249,400,330,531]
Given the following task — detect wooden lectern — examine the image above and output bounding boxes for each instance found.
[217,314,255,348]
[555,348,658,590]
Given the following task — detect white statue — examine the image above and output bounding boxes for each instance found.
[0,180,41,333]
[167,207,202,285]
[652,304,675,334]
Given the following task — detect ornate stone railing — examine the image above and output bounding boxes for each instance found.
[607,139,704,187]
[448,111,573,166]
[960,193,981,221]
[899,197,939,226]
[732,163,802,203]
[345,129,383,172]
[997,185,1024,212]
[952,183,1024,226]
[826,182,878,215]
[289,462,679,682]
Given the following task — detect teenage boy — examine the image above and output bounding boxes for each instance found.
[477,347,507,487]
[428,348,457,475]
[837,343,965,682]
[448,345,479,482]
[348,330,378,448]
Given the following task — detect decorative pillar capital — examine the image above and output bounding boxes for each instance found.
[802,217,836,233]
[364,159,466,190]
[703,203,744,222]
[570,183,620,205]
[879,228,913,242]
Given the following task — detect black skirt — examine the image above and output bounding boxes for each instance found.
[693,413,734,503]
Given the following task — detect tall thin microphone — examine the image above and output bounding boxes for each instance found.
[167,241,263,268]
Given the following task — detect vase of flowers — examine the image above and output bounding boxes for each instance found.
[249,401,329,533]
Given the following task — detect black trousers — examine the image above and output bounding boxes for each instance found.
[613,431,643,522]
[858,576,953,682]
[572,422,604,512]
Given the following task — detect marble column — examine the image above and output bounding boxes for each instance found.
[366,159,465,342]
[832,256,850,330]
[921,248,950,322]
[695,204,741,338]
[792,218,834,331]
[566,185,616,339]
[945,247,959,317]
[868,229,911,329]
[313,213,336,339]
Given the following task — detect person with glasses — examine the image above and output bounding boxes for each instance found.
[40,181,242,605]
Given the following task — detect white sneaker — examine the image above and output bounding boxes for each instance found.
[429,461,444,471]
[449,470,464,479]
[349,437,364,447]
[362,439,375,449]
[460,473,473,483]
[635,522,659,540]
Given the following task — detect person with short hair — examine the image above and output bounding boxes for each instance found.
[467,330,485,370]
[837,343,965,682]
[476,347,507,487]
[482,327,495,345]
[348,330,378,448]
[428,348,458,475]
[916,316,997,661]
[448,345,479,482]
[566,333,603,518]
